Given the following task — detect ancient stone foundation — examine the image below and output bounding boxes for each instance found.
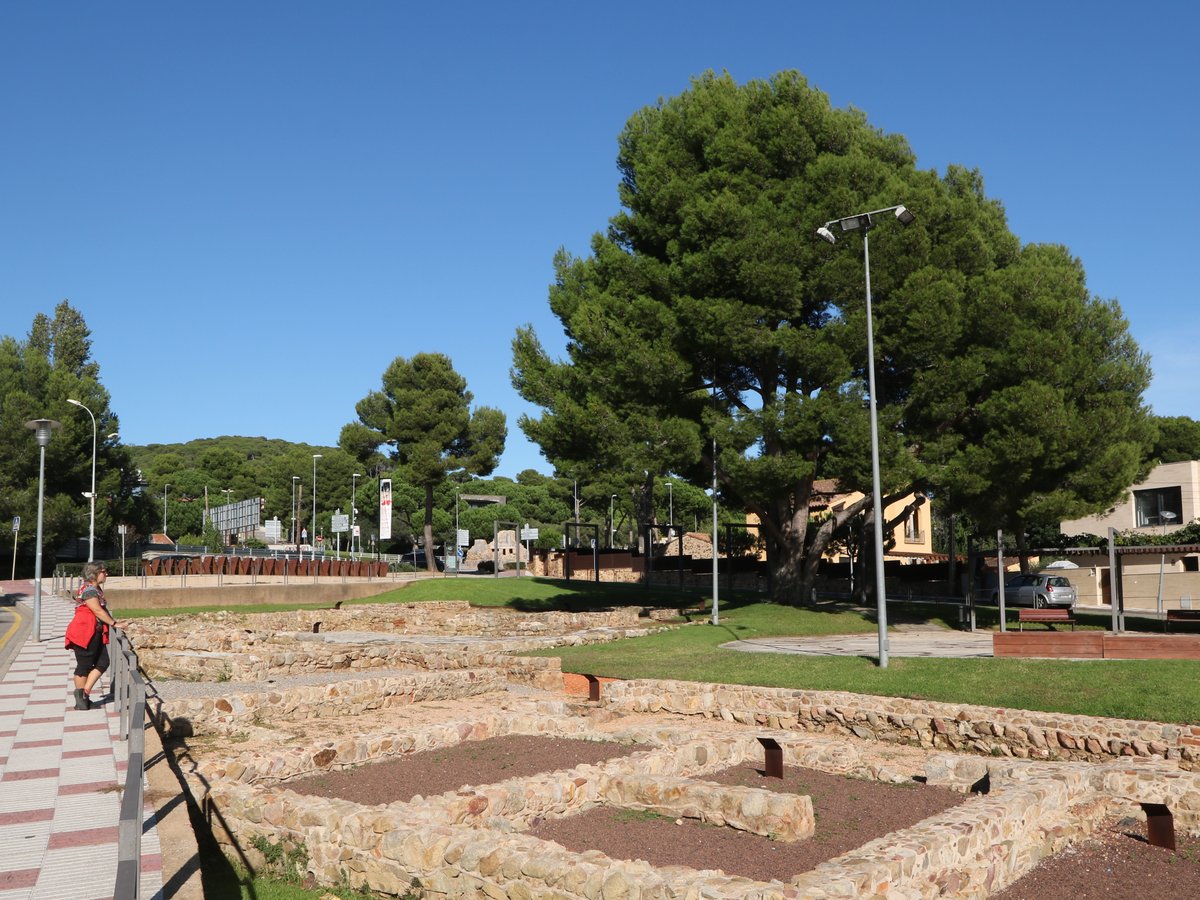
[142,602,1200,897]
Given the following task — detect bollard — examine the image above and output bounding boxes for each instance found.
[757,736,783,778]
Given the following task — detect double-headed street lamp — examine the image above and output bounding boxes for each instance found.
[816,204,915,669]
[25,419,60,642]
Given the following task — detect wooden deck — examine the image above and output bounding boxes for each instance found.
[993,632,1200,660]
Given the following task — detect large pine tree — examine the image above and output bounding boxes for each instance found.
[513,71,1152,603]
[340,353,506,570]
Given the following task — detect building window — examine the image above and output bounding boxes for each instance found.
[1134,486,1183,528]
[904,509,922,543]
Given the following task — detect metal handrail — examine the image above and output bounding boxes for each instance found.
[111,626,146,899]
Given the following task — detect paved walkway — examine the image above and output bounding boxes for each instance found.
[722,628,995,658]
[0,582,163,900]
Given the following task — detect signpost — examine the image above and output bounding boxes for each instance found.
[117,523,127,576]
[520,524,538,578]
[10,516,19,580]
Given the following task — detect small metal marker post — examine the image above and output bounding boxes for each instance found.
[757,737,783,779]
[583,674,602,702]
[1142,803,1176,850]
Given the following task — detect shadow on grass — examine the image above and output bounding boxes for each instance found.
[506,579,722,613]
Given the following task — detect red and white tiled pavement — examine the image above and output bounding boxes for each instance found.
[0,583,163,900]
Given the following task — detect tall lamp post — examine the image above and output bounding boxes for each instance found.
[609,494,617,549]
[25,419,60,642]
[312,454,322,551]
[817,204,916,668]
[351,473,361,558]
[666,481,674,528]
[291,476,300,544]
[162,483,171,536]
[220,488,234,544]
[66,398,97,561]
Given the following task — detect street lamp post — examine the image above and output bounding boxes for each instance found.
[312,454,322,552]
[25,419,60,642]
[351,473,361,558]
[666,482,674,528]
[220,488,234,544]
[291,476,300,545]
[816,204,916,668]
[610,494,617,549]
[66,398,97,561]
[163,483,171,536]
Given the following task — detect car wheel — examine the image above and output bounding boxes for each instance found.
[1034,595,1046,609]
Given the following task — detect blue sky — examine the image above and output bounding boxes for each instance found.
[2,2,1195,478]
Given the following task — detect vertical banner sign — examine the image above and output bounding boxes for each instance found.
[379,479,393,541]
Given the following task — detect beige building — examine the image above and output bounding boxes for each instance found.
[745,480,934,562]
[1062,460,1200,537]
[1056,461,1200,611]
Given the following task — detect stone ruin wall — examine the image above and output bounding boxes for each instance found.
[601,678,1200,770]
[187,696,1200,899]
[142,603,1200,896]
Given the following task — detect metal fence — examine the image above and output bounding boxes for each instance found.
[110,627,147,899]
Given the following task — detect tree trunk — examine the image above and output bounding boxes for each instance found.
[423,483,436,572]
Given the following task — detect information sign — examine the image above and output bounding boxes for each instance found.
[379,479,392,540]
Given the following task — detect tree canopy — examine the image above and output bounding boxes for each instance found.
[1148,416,1200,465]
[339,353,507,569]
[512,71,1153,602]
[0,301,146,570]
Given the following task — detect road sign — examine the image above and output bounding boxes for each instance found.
[520,527,539,541]
[331,513,349,533]
[11,517,19,533]
[457,528,469,547]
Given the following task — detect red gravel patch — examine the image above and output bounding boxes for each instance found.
[285,735,640,804]
[991,816,1200,899]
[529,763,964,884]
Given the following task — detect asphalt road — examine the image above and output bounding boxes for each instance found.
[0,585,31,676]
[0,599,30,679]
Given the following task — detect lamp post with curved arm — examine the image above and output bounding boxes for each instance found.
[66,399,97,561]
[816,204,916,668]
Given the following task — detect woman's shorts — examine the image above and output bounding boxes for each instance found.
[71,627,109,677]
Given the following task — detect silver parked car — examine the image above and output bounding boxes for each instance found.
[991,573,1077,608]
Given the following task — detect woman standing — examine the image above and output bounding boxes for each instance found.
[64,561,119,710]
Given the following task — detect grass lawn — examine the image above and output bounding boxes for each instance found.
[123,577,1200,724]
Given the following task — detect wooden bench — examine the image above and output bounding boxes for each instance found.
[1165,609,1200,632]
[1017,608,1074,631]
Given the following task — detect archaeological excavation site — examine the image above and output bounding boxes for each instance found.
[129,602,1200,898]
